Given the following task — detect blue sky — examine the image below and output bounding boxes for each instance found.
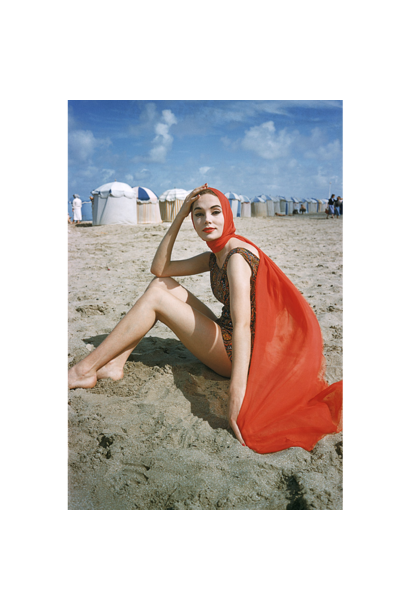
[68,100,342,201]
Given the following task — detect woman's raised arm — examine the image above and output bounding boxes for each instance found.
[150,184,210,277]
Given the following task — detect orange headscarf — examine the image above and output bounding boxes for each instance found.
[193,187,342,454]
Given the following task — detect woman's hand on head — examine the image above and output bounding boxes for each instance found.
[179,184,208,218]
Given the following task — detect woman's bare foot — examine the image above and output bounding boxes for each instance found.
[68,362,98,389]
[96,360,124,381]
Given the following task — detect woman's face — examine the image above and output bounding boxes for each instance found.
[192,194,224,242]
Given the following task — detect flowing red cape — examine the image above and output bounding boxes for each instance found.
[193,188,342,454]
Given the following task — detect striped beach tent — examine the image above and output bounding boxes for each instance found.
[159,188,190,222]
[132,186,162,224]
[309,198,320,213]
[238,194,251,217]
[225,192,241,218]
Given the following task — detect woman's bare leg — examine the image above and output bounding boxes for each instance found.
[96,277,217,380]
[68,277,231,388]
[96,347,136,381]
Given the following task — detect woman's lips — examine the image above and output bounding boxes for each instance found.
[203,228,216,234]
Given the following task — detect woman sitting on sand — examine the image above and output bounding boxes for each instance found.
[69,185,342,454]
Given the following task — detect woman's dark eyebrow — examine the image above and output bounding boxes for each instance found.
[193,204,222,211]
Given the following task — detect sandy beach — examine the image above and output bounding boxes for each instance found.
[68,214,342,510]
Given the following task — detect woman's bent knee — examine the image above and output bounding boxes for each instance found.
[146,276,178,292]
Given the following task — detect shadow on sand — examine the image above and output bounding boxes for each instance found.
[83,334,231,432]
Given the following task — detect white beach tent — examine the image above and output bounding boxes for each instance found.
[225,192,241,218]
[250,196,267,217]
[258,195,275,216]
[159,188,190,222]
[132,186,162,224]
[91,181,137,225]
[259,194,275,216]
[267,195,281,216]
[238,195,251,217]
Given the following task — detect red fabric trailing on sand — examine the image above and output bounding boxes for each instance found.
[194,188,342,454]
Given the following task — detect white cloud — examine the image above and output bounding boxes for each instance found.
[125,174,134,183]
[304,138,341,160]
[141,102,158,124]
[317,139,342,160]
[149,109,178,163]
[162,109,177,127]
[101,169,115,180]
[314,167,339,190]
[68,129,111,164]
[199,166,211,175]
[242,121,293,159]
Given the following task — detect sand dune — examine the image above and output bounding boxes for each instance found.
[68,215,342,510]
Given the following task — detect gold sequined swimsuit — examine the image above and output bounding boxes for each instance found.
[209,247,260,362]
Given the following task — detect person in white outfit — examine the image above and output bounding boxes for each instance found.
[72,195,83,224]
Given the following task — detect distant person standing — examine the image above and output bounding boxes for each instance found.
[72,194,82,225]
[327,194,336,219]
[336,196,343,217]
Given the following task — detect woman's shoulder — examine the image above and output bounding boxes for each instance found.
[228,238,259,258]
[225,246,260,276]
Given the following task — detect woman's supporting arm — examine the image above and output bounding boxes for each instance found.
[226,254,253,445]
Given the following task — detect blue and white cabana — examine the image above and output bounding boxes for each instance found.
[238,195,251,217]
[91,181,137,225]
[133,186,158,201]
[132,186,162,224]
[308,198,320,213]
[285,198,293,215]
[250,196,267,217]
[225,192,241,218]
[290,197,301,214]
[258,194,275,216]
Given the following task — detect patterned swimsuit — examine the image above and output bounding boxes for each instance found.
[209,247,260,362]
